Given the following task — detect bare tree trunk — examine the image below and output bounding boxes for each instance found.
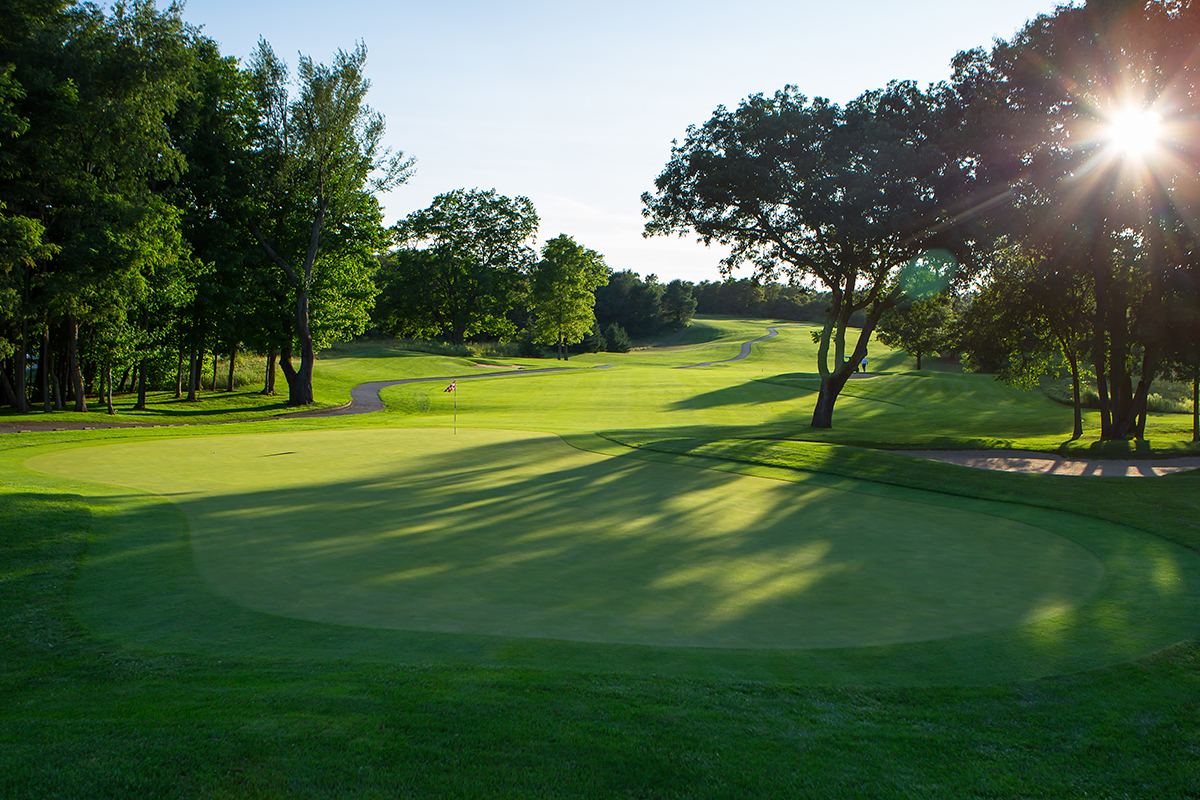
[0,364,19,409]
[262,345,277,395]
[227,346,237,392]
[67,315,86,412]
[811,300,887,429]
[1193,370,1198,443]
[134,357,149,411]
[175,346,184,398]
[210,351,218,392]
[117,364,132,393]
[280,342,298,398]
[48,327,63,411]
[811,367,856,428]
[105,360,115,415]
[1067,352,1084,441]
[12,320,28,413]
[186,345,198,402]
[292,289,315,406]
[41,327,52,412]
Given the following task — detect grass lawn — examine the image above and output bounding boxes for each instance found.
[3,315,1200,797]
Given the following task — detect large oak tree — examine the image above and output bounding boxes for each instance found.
[643,82,974,428]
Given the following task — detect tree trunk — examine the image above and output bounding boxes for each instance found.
[0,364,19,409]
[291,288,316,406]
[117,364,132,394]
[227,346,237,392]
[134,357,148,411]
[12,320,28,413]
[40,327,51,412]
[811,294,887,429]
[811,370,852,429]
[67,315,86,412]
[175,346,185,399]
[105,360,115,415]
[280,341,298,398]
[262,345,277,395]
[46,326,63,411]
[1067,353,1083,441]
[186,346,198,402]
[1193,370,1198,443]
[210,351,218,392]
[915,352,922,371]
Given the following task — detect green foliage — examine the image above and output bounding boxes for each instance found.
[580,320,607,353]
[246,39,407,405]
[594,270,664,337]
[876,292,954,370]
[694,279,818,321]
[659,278,697,327]
[604,322,630,352]
[643,82,974,426]
[950,1,1200,440]
[382,188,538,345]
[528,234,609,356]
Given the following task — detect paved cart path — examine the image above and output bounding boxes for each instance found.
[893,449,1200,477]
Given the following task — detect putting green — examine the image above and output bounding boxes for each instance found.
[29,428,1111,650]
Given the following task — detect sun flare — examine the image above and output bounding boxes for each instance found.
[1106,107,1163,157]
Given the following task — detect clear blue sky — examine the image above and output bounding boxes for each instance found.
[181,0,1060,283]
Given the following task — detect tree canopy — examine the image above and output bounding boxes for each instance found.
[528,234,610,360]
[382,188,538,346]
[247,40,411,405]
[643,82,973,427]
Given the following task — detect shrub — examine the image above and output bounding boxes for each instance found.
[605,323,631,353]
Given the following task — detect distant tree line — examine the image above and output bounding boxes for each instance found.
[372,207,700,360]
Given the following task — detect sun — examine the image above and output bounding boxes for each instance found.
[1105,106,1163,158]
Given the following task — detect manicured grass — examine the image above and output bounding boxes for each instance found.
[28,426,1197,688]
[3,315,1200,797]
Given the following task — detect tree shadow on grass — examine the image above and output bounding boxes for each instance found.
[669,377,815,411]
[59,432,1200,686]
[130,393,293,418]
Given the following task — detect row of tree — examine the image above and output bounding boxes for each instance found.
[642,0,1200,436]
[0,1,404,410]
[372,192,698,356]
[0,1,682,404]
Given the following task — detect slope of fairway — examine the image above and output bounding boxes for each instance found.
[359,319,1094,446]
[25,427,1200,685]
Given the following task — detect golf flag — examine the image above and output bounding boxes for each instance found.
[444,381,456,392]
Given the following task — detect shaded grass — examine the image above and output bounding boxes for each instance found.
[608,434,1200,554]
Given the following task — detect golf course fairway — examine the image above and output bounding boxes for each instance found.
[25,427,1200,684]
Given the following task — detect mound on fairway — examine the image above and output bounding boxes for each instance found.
[29,428,1119,651]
